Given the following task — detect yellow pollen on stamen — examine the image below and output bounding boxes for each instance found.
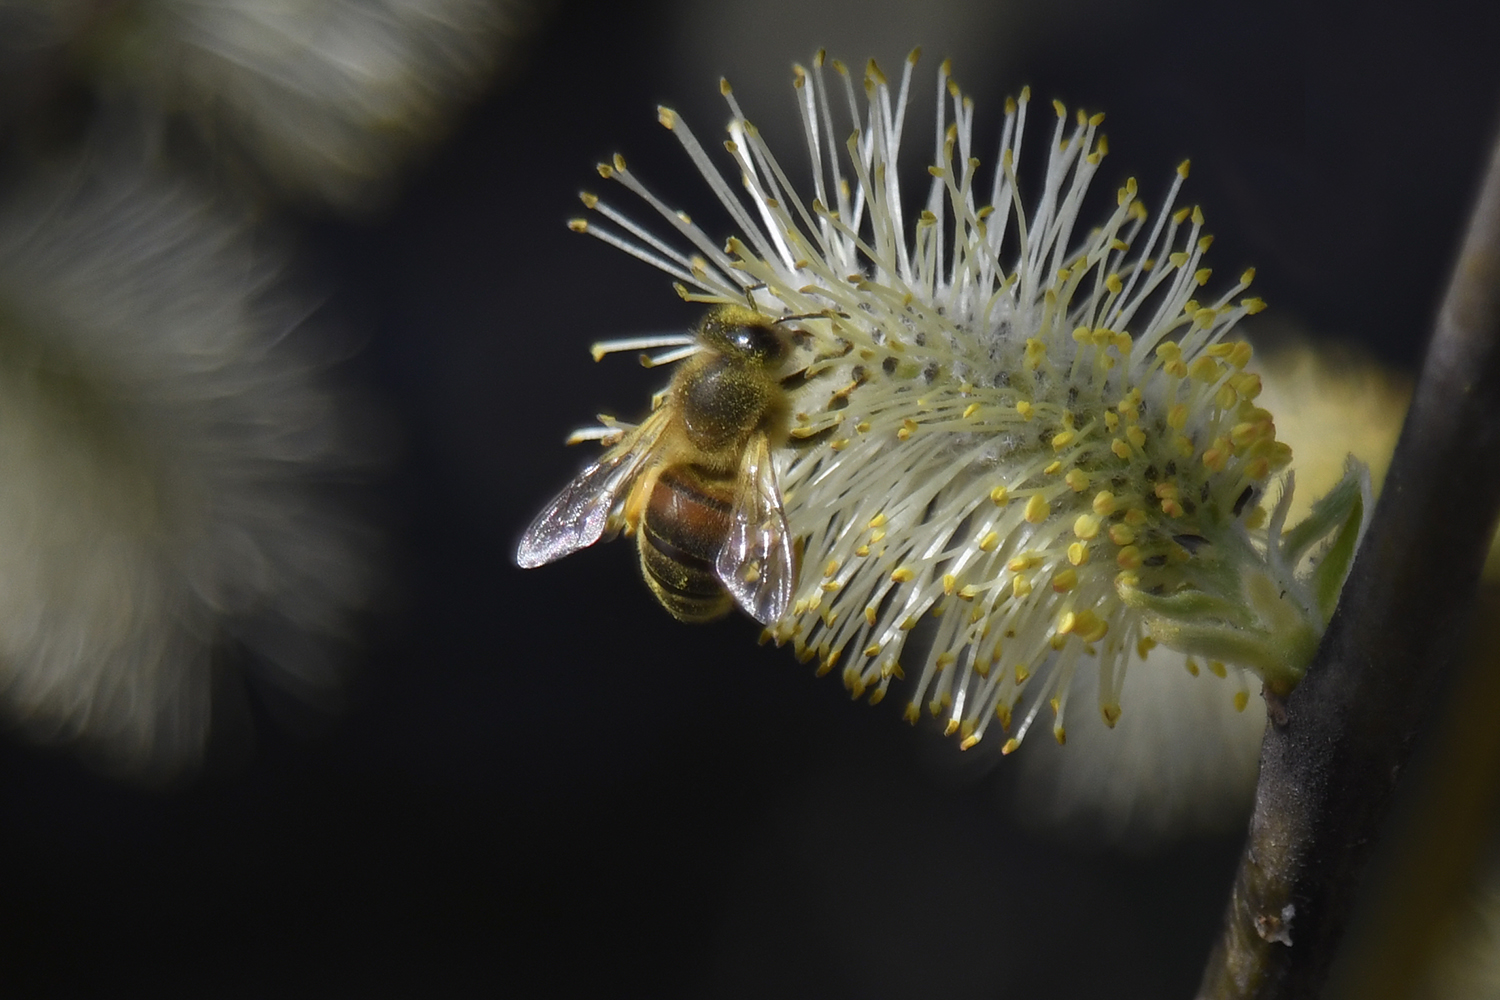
[891,567,915,583]
[1025,495,1049,523]
[1117,546,1143,569]
[1108,523,1135,546]
[1065,469,1089,492]
[990,485,1010,505]
[1074,514,1101,539]
[1052,568,1078,592]
[1068,543,1088,566]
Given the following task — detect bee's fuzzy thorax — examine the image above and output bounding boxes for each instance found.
[566,50,1369,753]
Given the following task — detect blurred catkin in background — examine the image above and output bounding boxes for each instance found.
[0,0,530,777]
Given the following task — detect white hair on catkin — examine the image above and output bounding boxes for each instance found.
[0,158,378,779]
[113,0,524,210]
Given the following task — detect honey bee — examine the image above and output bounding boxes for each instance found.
[515,305,799,624]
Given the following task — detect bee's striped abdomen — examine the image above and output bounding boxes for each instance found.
[638,464,734,621]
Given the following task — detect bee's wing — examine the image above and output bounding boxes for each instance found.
[716,434,795,625]
[515,412,668,568]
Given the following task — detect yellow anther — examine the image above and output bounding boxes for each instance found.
[869,513,887,528]
[1106,274,1124,294]
[1234,690,1250,712]
[821,580,841,592]
[1208,660,1228,679]
[1068,542,1088,566]
[1016,400,1034,420]
[1228,342,1253,368]
[1243,297,1267,314]
[1044,460,1063,475]
[978,531,1001,552]
[1161,499,1184,518]
[1167,402,1189,430]
[1024,338,1047,370]
[1116,545,1143,570]
[1230,420,1269,448]
[1012,575,1032,598]
[891,567,915,583]
[870,529,886,543]
[1052,430,1076,450]
[1052,568,1078,592]
[1246,456,1271,479]
[904,703,921,724]
[823,559,840,578]
[959,585,980,600]
[1169,251,1190,268]
[1058,611,1077,635]
[1065,469,1090,492]
[1090,492,1116,517]
[865,606,878,626]
[1137,636,1157,659]
[1126,426,1147,448]
[1215,384,1239,410]
[1228,372,1263,400]
[942,574,957,595]
[1154,482,1180,501]
[1194,267,1213,287]
[1108,523,1135,546]
[1193,307,1217,330]
[1074,514,1101,540]
[1191,206,1205,226]
[567,219,589,232]
[1185,657,1200,677]
[1156,342,1183,363]
[1025,495,1049,523]
[1008,553,1040,571]
[1124,508,1148,527]
[1002,738,1021,755]
[1111,437,1131,459]
[1189,356,1223,381]
[1177,159,1191,178]
[897,418,919,440]
[963,402,981,419]
[1101,703,1122,727]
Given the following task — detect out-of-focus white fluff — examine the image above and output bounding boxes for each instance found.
[105,0,522,210]
[0,158,376,778]
[1016,649,1266,844]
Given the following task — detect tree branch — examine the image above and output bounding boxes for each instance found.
[1197,118,1500,998]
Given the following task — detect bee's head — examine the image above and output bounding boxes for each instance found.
[694,304,790,366]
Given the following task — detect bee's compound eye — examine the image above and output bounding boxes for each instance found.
[725,322,787,364]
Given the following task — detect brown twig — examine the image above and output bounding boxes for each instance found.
[1196,119,1500,997]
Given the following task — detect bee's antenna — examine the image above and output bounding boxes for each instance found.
[774,310,849,325]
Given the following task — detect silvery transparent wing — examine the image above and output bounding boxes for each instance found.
[515,414,666,568]
[716,435,794,624]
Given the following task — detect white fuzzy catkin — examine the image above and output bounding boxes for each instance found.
[0,158,376,777]
[98,0,522,210]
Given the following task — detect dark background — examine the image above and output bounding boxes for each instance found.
[5,0,1500,996]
